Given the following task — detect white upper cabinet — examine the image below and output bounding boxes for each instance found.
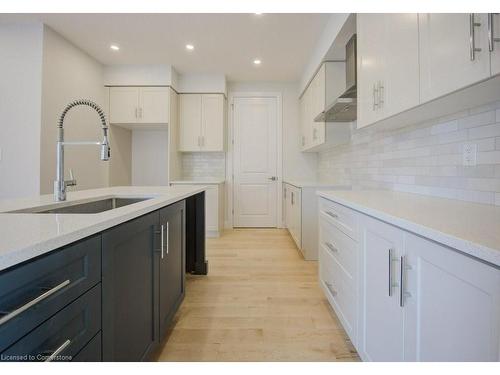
[490,13,500,76]
[109,87,140,124]
[109,86,170,125]
[179,93,225,152]
[179,94,202,152]
[201,94,225,151]
[300,62,349,151]
[139,87,170,123]
[357,14,419,129]
[404,233,500,361]
[419,13,491,103]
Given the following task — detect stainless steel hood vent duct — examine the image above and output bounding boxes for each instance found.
[315,34,357,122]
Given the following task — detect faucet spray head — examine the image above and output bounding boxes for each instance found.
[100,129,110,161]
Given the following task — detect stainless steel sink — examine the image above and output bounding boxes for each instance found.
[10,197,151,214]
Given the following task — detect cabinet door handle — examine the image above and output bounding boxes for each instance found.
[160,224,165,259]
[324,210,338,219]
[388,248,394,297]
[400,255,405,307]
[489,13,500,51]
[291,192,294,205]
[166,221,169,255]
[378,81,384,108]
[284,188,287,199]
[324,242,338,253]
[135,107,138,119]
[469,13,482,60]
[45,339,71,362]
[325,281,337,297]
[372,83,379,110]
[0,279,70,326]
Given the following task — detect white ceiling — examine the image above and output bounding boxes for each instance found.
[4,13,331,82]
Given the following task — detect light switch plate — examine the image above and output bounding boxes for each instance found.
[462,143,477,166]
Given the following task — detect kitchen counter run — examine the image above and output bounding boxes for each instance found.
[317,190,500,267]
[0,185,206,271]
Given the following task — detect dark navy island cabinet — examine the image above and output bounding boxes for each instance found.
[0,194,198,362]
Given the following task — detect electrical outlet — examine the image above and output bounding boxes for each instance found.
[462,143,477,166]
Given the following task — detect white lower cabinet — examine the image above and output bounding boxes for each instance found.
[170,181,225,237]
[318,196,500,361]
[404,233,500,361]
[284,183,349,260]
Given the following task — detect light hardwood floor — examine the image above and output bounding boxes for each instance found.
[155,228,360,361]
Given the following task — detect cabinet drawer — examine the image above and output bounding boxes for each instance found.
[0,235,101,353]
[319,198,357,240]
[319,246,357,338]
[1,284,101,362]
[319,218,357,279]
[73,332,101,362]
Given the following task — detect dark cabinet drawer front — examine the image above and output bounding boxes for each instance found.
[0,235,101,352]
[73,332,102,362]
[0,284,101,362]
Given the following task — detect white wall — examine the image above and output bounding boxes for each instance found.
[299,14,349,94]
[40,26,108,194]
[0,22,43,199]
[131,130,169,186]
[177,73,227,95]
[103,64,176,87]
[227,82,318,182]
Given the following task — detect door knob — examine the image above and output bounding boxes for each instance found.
[268,176,277,181]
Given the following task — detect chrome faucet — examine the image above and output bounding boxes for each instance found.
[54,99,110,201]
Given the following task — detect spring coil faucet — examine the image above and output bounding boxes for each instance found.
[54,99,110,201]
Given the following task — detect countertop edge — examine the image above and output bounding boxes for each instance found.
[317,191,500,267]
[0,186,206,272]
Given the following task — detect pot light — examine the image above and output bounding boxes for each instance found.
[253,59,262,65]
[110,44,120,51]
[186,44,194,50]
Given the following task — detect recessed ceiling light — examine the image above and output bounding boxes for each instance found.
[110,44,120,51]
[186,44,194,50]
[255,13,263,15]
[253,59,262,65]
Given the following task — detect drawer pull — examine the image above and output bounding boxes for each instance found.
[325,211,338,219]
[324,242,338,253]
[325,281,337,297]
[0,279,70,326]
[45,339,71,362]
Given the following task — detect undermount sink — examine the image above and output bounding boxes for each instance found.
[9,197,152,214]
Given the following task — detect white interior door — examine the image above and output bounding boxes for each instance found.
[233,97,278,227]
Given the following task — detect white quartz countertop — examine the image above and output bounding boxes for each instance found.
[317,190,500,267]
[284,179,350,189]
[0,185,206,272]
[170,179,225,185]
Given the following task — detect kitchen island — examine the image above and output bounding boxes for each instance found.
[0,185,207,361]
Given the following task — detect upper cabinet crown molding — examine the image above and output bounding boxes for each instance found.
[108,86,171,129]
[179,93,226,152]
[357,13,500,130]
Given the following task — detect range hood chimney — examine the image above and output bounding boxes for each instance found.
[315,34,357,123]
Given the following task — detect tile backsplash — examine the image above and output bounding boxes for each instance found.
[181,152,226,179]
[318,101,500,205]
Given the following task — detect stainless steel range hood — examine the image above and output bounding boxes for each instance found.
[315,34,357,122]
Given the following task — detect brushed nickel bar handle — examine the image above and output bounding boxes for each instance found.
[325,281,337,297]
[166,221,169,255]
[0,279,70,326]
[489,13,494,52]
[160,224,165,259]
[45,339,71,362]
[400,255,405,307]
[388,248,393,297]
[470,13,482,61]
[324,242,338,253]
[324,211,338,219]
[372,83,379,110]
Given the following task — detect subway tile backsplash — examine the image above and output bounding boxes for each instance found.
[181,152,226,179]
[318,101,500,206]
